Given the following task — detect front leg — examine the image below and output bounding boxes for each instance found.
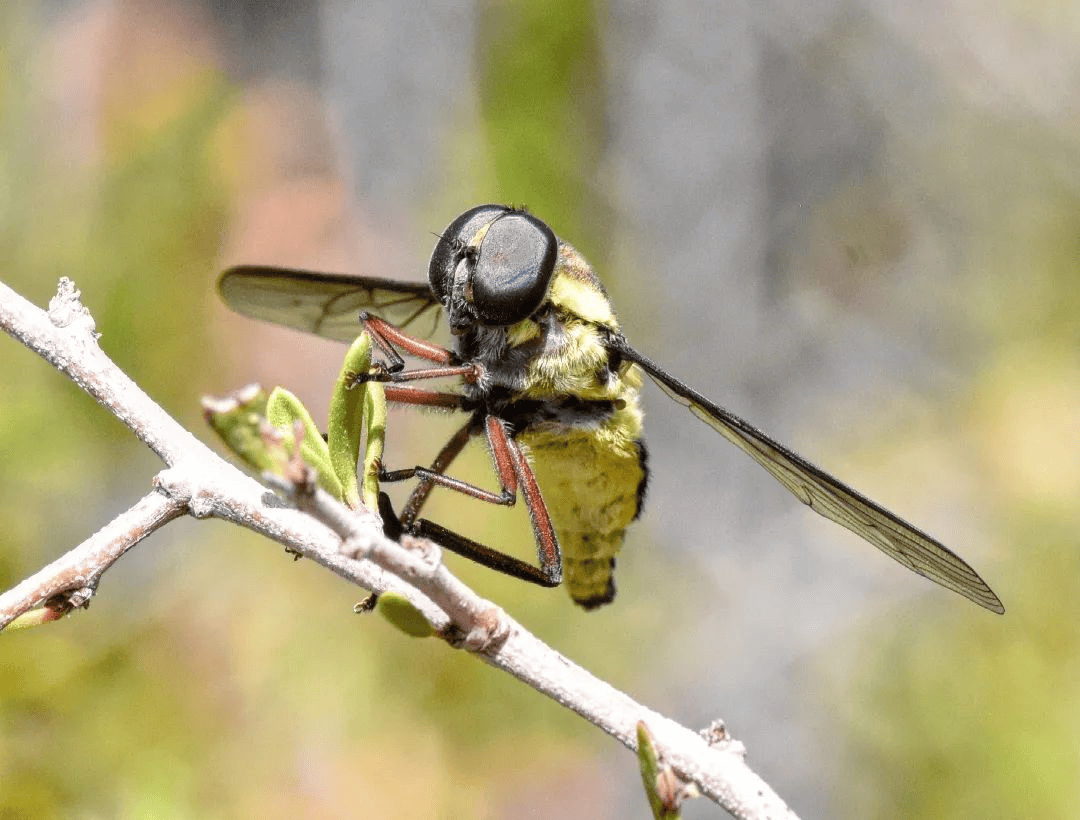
[354,311,482,385]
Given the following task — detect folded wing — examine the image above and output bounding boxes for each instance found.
[608,334,1004,614]
[219,266,441,343]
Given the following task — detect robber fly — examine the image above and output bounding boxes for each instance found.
[219,204,1003,613]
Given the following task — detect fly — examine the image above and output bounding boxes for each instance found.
[219,204,1004,613]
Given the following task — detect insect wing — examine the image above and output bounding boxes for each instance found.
[609,335,1003,614]
[218,266,441,343]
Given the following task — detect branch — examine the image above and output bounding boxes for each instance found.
[0,490,185,627]
[0,278,798,819]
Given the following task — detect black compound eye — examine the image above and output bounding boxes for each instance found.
[428,204,509,305]
[469,211,557,325]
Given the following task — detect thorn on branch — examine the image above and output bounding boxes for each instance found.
[63,585,96,609]
[386,533,442,580]
[700,719,729,745]
[460,604,509,652]
[47,278,97,337]
[655,766,700,815]
[259,420,321,516]
[354,594,379,613]
[283,419,319,506]
[699,718,746,758]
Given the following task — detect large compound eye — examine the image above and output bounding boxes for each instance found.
[469,211,557,325]
[428,204,509,304]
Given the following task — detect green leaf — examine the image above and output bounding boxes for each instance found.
[265,386,343,501]
[208,336,386,511]
[375,592,435,638]
[636,721,681,820]
[202,384,274,473]
[326,333,385,510]
[5,604,66,631]
[359,364,387,512]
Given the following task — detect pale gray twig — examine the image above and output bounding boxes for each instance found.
[0,490,185,628]
[0,277,798,820]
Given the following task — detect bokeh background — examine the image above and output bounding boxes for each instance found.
[1,1,1078,818]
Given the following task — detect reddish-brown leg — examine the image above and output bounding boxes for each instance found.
[356,313,480,385]
[398,421,475,526]
[360,317,562,588]
[360,311,455,365]
[380,415,562,587]
[484,416,562,583]
[378,417,517,507]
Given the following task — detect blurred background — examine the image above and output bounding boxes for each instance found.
[1,0,1078,817]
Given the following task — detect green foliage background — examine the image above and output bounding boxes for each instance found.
[0,4,665,818]
[1,2,1079,819]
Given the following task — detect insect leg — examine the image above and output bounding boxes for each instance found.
[356,312,481,384]
[379,414,563,588]
[378,419,556,586]
[491,417,562,585]
[360,311,458,368]
[378,415,519,505]
[413,416,562,586]
[378,436,516,505]
[382,385,468,410]
[377,403,515,514]
[371,365,478,383]
[413,519,560,588]
[397,420,475,526]
[369,384,476,525]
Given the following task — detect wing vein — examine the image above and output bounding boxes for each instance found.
[608,333,1003,613]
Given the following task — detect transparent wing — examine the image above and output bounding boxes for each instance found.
[609,334,1003,614]
[218,266,442,343]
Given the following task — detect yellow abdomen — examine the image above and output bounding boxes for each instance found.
[521,401,646,608]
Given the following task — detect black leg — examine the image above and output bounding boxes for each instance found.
[378,414,563,588]
[413,518,560,588]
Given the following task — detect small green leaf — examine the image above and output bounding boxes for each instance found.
[326,333,382,510]
[5,605,66,631]
[637,722,682,820]
[205,384,344,499]
[359,367,387,512]
[266,387,343,500]
[376,591,434,638]
[203,384,275,472]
